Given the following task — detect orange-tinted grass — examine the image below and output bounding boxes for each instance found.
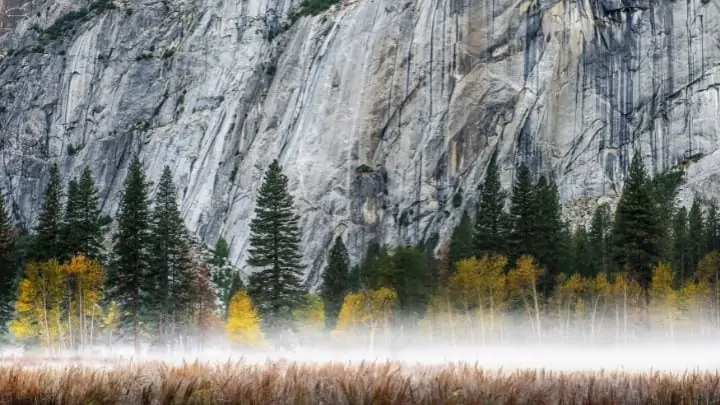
[0,359,718,404]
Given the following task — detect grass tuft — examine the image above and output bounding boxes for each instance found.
[0,357,719,404]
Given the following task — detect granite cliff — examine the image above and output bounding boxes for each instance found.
[0,0,719,288]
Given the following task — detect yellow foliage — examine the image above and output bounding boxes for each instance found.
[507,255,543,302]
[292,294,325,332]
[592,272,610,296]
[335,288,397,332]
[679,279,711,314]
[651,263,676,306]
[449,255,507,311]
[8,316,35,341]
[12,260,67,349]
[225,290,264,346]
[65,254,105,308]
[696,251,720,283]
[103,302,119,327]
[63,255,106,348]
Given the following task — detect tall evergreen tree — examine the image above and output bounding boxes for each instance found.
[687,198,705,277]
[706,199,720,253]
[63,167,106,262]
[210,237,244,319]
[508,164,537,261]
[672,206,688,285]
[150,166,195,347]
[371,245,432,323]
[612,152,663,306]
[570,226,592,276]
[449,211,474,265]
[319,236,349,330]
[63,177,79,261]
[32,164,64,261]
[211,237,230,268]
[0,188,16,336]
[348,264,362,293]
[246,159,306,332]
[588,203,612,275]
[473,149,508,257]
[650,170,685,262]
[109,156,153,353]
[533,176,566,296]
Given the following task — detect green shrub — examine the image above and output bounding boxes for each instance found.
[162,48,176,59]
[41,0,116,42]
[356,164,373,174]
[452,189,463,208]
[135,52,153,61]
[296,0,339,17]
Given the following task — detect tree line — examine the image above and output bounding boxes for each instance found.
[320,150,720,347]
[1,150,719,352]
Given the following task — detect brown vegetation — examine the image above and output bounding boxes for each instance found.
[0,358,718,404]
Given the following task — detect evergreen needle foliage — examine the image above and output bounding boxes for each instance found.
[109,156,153,351]
[0,187,16,335]
[150,166,194,346]
[319,236,349,330]
[63,167,106,262]
[32,164,64,261]
[508,164,536,262]
[473,149,508,257]
[247,159,306,332]
[612,152,664,303]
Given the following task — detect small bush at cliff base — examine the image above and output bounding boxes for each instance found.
[41,0,116,42]
[296,0,339,17]
[356,164,373,174]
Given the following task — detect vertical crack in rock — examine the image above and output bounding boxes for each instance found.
[2,0,720,285]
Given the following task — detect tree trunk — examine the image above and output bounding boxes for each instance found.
[532,283,542,344]
[89,303,96,348]
[446,295,456,347]
[623,281,628,344]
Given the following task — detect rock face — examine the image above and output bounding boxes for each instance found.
[0,0,719,288]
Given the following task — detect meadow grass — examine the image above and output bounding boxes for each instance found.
[0,356,718,404]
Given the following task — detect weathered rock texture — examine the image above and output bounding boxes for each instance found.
[1,0,719,288]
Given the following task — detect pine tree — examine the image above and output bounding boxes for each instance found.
[150,166,194,347]
[211,237,230,268]
[672,206,688,285]
[63,168,106,263]
[449,211,474,265]
[348,265,362,293]
[371,245,432,323]
[32,164,64,261]
[0,188,16,336]
[687,198,705,277]
[612,152,663,307]
[588,203,612,275]
[63,178,80,261]
[109,156,153,353]
[570,225,592,276]
[353,241,382,291]
[533,175,565,296]
[319,236,349,330]
[508,164,536,261]
[246,159,306,332]
[706,199,720,253]
[210,238,244,320]
[473,150,507,257]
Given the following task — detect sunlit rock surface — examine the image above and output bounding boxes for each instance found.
[1,0,720,286]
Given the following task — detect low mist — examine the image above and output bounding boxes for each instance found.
[4,314,720,374]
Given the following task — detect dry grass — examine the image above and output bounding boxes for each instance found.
[0,357,718,404]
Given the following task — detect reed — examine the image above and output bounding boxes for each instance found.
[0,357,718,404]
